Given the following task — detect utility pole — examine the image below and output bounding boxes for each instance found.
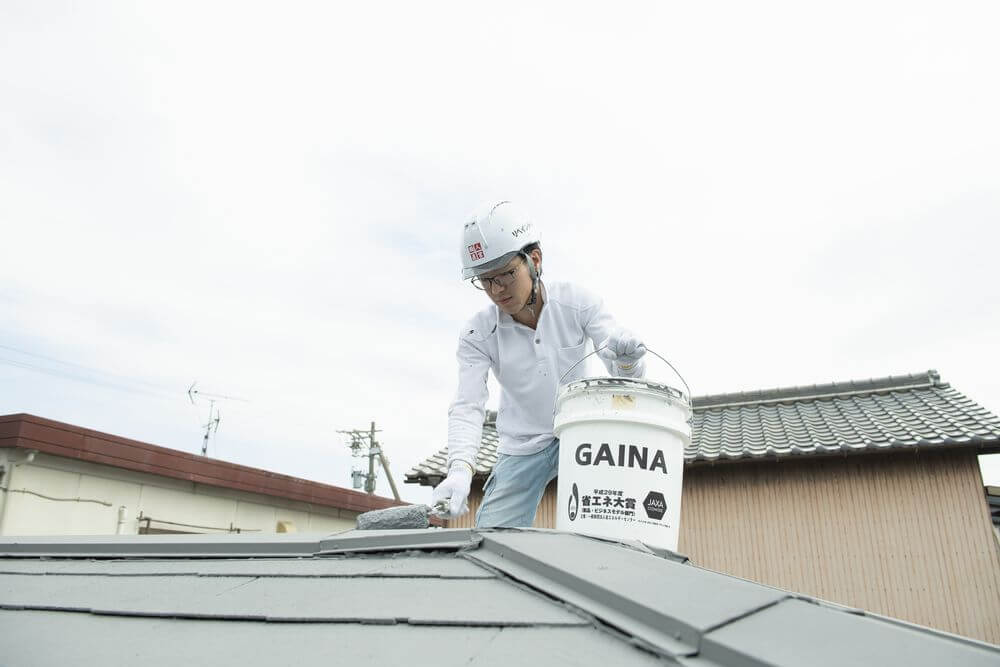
[367,421,377,494]
[338,421,401,500]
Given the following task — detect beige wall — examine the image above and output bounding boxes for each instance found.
[0,452,358,536]
[452,450,1000,644]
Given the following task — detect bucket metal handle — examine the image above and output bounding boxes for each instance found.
[559,345,692,402]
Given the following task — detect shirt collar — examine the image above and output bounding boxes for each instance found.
[496,307,515,328]
[494,281,548,329]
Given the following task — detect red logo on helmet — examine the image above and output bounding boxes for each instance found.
[468,242,485,261]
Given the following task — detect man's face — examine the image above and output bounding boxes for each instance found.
[479,255,534,314]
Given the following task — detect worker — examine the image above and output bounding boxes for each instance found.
[431,200,647,527]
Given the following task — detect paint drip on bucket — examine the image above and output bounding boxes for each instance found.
[554,377,691,551]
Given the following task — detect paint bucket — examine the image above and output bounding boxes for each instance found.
[553,349,691,551]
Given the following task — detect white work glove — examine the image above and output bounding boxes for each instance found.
[431,462,473,519]
[598,328,646,373]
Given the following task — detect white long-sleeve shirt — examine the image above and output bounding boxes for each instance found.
[447,281,645,470]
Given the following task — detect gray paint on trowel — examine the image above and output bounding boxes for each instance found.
[356,504,433,530]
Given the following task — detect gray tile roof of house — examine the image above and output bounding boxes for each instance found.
[2,528,998,666]
[406,370,1000,485]
[987,486,1000,528]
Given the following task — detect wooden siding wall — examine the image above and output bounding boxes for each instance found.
[451,451,1000,644]
[451,479,556,530]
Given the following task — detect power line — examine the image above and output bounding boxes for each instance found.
[0,342,320,441]
[0,341,319,463]
[0,343,176,395]
[0,356,176,402]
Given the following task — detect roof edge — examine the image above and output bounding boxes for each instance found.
[686,439,1000,467]
[692,370,941,409]
[0,413,406,514]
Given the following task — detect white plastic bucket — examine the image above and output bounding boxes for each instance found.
[554,375,691,551]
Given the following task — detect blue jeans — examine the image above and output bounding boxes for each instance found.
[476,438,560,528]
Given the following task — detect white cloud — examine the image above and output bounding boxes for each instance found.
[2,1,999,498]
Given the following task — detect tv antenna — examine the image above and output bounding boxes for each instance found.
[187,382,248,456]
[337,421,401,500]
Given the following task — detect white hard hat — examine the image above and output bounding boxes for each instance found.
[460,201,541,279]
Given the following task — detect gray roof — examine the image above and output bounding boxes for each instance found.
[406,370,1000,485]
[1,529,997,666]
[988,486,1000,528]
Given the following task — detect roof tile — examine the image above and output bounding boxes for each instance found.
[406,371,1000,484]
[2,528,997,665]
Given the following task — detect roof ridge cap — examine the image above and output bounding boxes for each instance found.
[692,370,941,409]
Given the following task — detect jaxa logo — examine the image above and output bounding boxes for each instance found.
[643,491,666,520]
[467,242,485,261]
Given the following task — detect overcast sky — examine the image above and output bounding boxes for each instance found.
[2,1,998,504]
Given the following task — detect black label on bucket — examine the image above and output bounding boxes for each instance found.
[578,488,638,521]
[568,483,579,521]
[643,491,667,520]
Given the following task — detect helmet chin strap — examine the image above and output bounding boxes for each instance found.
[521,250,542,312]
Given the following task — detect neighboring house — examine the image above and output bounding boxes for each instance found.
[406,370,1000,643]
[2,528,999,665]
[0,414,403,536]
